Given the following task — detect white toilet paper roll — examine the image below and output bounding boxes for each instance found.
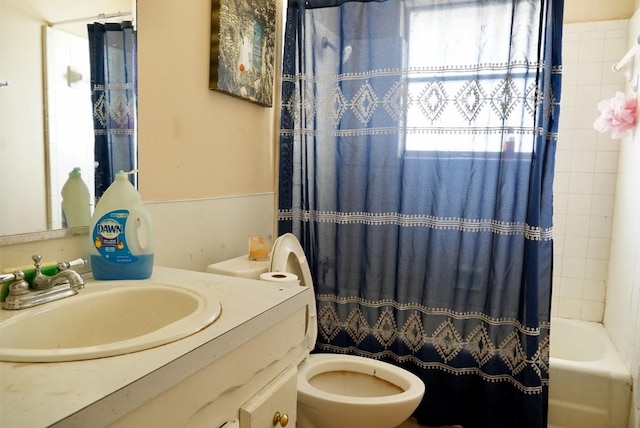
[259,272,299,285]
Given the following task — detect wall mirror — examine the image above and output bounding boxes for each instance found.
[0,0,134,243]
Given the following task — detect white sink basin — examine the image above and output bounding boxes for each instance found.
[0,280,222,362]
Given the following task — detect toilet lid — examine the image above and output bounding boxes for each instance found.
[270,233,318,350]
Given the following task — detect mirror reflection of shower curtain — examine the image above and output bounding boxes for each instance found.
[87,21,136,203]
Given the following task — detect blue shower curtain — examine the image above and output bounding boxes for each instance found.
[88,21,137,201]
[278,1,562,427]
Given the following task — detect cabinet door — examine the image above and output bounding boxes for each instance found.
[239,365,297,428]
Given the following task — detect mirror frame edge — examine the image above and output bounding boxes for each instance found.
[0,227,88,246]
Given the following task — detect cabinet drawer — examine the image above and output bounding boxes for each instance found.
[239,365,297,428]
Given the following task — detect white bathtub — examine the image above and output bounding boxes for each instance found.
[548,317,633,428]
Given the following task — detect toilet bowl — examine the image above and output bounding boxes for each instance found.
[209,233,425,428]
[297,353,425,428]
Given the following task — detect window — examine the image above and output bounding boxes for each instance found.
[402,0,538,155]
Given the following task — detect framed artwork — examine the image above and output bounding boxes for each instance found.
[209,0,276,107]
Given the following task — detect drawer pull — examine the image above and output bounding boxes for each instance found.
[272,411,289,427]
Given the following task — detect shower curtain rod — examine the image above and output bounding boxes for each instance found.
[49,11,132,27]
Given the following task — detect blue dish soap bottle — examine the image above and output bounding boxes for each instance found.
[89,171,155,280]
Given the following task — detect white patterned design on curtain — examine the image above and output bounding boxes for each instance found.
[278,209,553,241]
[315,298,551,395]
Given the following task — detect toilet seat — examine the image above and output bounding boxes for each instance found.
[269,233,317,349]
[297,353,425,405]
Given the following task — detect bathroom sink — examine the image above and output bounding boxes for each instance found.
[0,280,222,362]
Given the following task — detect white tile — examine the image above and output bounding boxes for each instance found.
[550,295,559,316]
[573,106,600,129]
[562,40,580,65]
[560,276,585,298]
[585,258,609,281]
[594,19,628,31]
[570,151,597,172]
[587,237,611,260]
[592,173,618,195]
[553,172,570,193]
[553,215,567,238]
[566,194,592,215]
[603,37,630,62]
[554,150,572,172]
[580,30,606,43]
[558,297,583,319]
[552,276,564,296]
[596,133,620,152]
[601,62,628,85]
[564,236,589,258]
[604,28,630,39]
[562,28,582,41]
[558,128,574,145]
[559,85,577,109]
[569,172,594,193]
[553,253,564,272]
[600,84,626,99]
[576,63,604,85]
[571,129,597,151]
[595,151,619,173]
[554,191,569,214]
[565,215,591,236]
[575,84,605,107]
[590,194,615,216]
[581,300,605,322]
[583,279,606,302]
[562,256,587,279]
[564,66,582,90]
[589,215,613,239]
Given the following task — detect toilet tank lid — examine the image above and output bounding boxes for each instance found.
[206,255,270,279]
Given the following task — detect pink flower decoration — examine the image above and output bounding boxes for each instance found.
[594,92,637,139]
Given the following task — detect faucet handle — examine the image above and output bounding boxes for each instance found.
[7,271,29,296]
[31,254,48,288]
[32,254,43,268]
[0,271,23,284]
[57,258,87,271]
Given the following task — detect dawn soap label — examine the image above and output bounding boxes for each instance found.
[93,210,138,264]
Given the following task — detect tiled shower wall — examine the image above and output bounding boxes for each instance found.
[552,19,628,322]
[604,9,640,426]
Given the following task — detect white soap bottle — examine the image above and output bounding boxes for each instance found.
[61,167,91,230]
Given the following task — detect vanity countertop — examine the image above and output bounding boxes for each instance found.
[0,266,309,428]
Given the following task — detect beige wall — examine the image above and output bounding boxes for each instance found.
[136,0,640,202]
[137,0,278,201]
[2,0,639,268]
[0,0,280,272]
[564,0,636,23]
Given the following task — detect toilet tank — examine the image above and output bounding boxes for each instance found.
[206,255,269,279]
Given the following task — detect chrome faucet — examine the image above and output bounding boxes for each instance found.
[1,255,87,310]
[31,255,85,290]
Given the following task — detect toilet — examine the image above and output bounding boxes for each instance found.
[208,233,425,428]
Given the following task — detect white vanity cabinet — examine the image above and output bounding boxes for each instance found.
[1,267,310,428]
[240,365,297,428]
[103,307,306,428]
